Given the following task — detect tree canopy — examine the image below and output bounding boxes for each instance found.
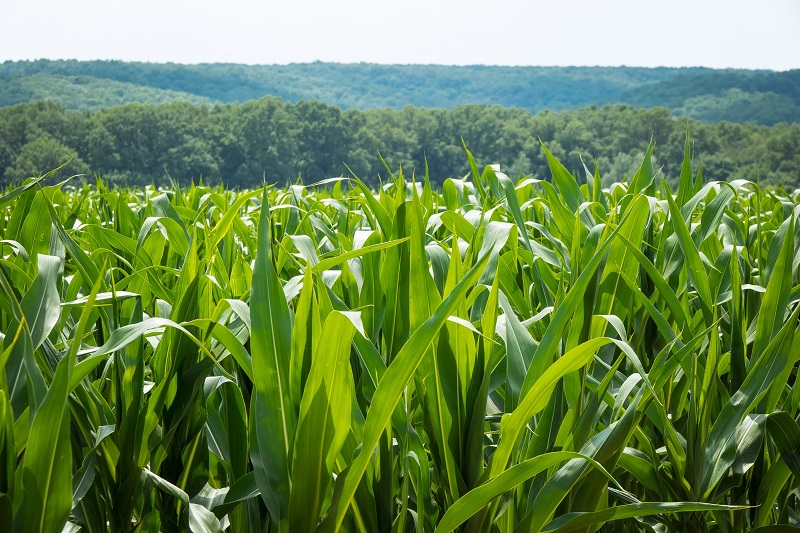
[1,98,798,189]
[2,60,798,125]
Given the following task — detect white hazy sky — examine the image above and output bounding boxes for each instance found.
[1,0,798,69]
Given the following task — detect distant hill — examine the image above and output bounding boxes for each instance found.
[0,72,213,110]
[1,60,799,125]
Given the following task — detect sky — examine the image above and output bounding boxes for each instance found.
[1,0,798,70]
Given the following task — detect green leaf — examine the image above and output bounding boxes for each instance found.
[437,452,615,533]
[20,254,61,350]
[701,303,800,497]
[543,502,745,532]
[541,141,584,213]
[664,183,714,325]
[249,189,295,528]
[288,311,359,531]
[319,221,512,532]
[19,273,100,533]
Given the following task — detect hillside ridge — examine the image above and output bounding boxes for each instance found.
[2,59,798,124]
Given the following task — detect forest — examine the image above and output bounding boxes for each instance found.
[2,60,799,125]
[1,98,799,189]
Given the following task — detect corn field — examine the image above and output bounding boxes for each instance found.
[1,140,800,532]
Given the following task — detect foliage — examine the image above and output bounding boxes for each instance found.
[3,135,90,183]
[0,72,213,111]
[674,89,800,125]
[1,143,799,532]
[1,100,800,190]
[621,69,800,110]
[1,60,798,125]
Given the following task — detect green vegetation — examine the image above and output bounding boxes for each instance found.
[2,60,799,124]
[1,143,799,532]
[2,98,800,190]
[673,89,800,125]
[0,72,214,111]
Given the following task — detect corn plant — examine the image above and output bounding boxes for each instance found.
[1,139,799,532]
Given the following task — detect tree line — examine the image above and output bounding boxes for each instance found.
[3,60,799,124]
[1,98,799,189]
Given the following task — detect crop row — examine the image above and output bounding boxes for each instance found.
[0,141,799,532]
